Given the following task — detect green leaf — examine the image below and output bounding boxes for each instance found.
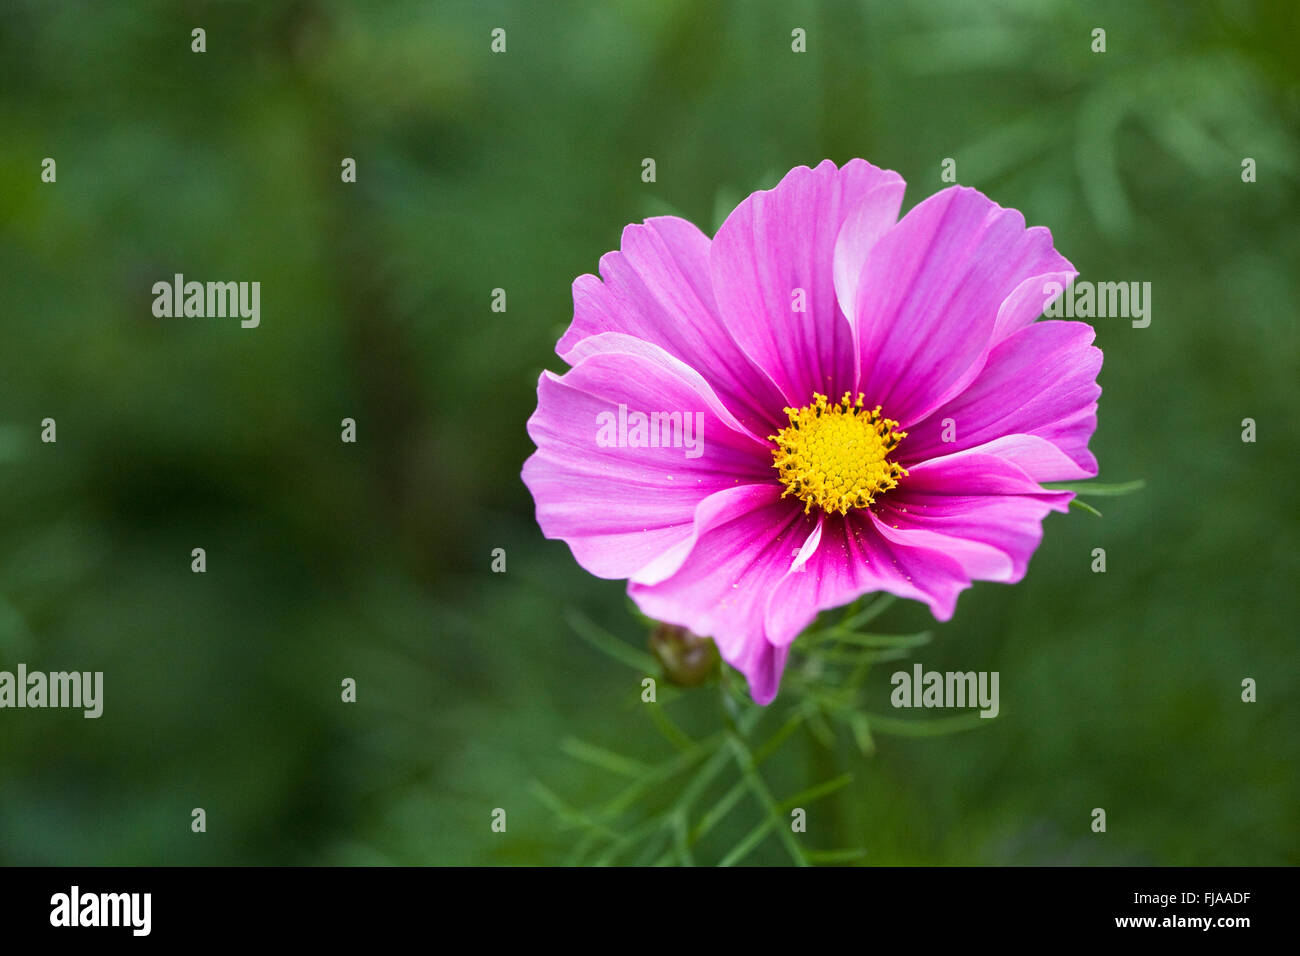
[775,773,854,812]
[646,703,695,751]
[850,713,876,756]
[815,630,933,649]
[591,815,671,866]
[839,594,896,630]
[600,733,723,817]
[528,780,622,840]
[864,713,989,736]
[805,707,837,748]
[805,847,869,864]
[690,779,749,844]
[810,644,926,664]
[717,818,776,867]
[560,738,650,778]
[651,775,749,867]
[672,812,694,867]
[1044,479,1146,496]
[728,735,810,866]
[565,608,659,673]
[750,706,808,766]
[632,824,674,866]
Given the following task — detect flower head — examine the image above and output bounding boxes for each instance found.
[524,159,1101,704]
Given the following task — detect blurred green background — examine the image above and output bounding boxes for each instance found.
[1,0,1297,865]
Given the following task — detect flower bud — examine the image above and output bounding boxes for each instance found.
[649,623,719,687]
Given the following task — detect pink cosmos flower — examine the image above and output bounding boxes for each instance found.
[523,159,1101,704]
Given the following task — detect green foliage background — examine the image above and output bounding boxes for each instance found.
[1,0,1296,865]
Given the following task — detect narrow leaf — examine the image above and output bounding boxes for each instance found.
[1069,498,1103,517]
[565,608,659,673]
[561,737,649,778]
[1044,479,1145,496]
[717,819,775,867]
[775,773,853,812]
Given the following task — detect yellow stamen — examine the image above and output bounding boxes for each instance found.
[769,392,908,515]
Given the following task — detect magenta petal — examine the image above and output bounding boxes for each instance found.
[902,320,1101,479]
[871,515,1014,582]
[764,511,964,645]
[873,448,1073,594]
[854,512,974,622]
[564,331,775,444]
[833,180,909,345]
[766,450,1073,628]
[628,489,816,704]
[863,515,991,620]
[957,434,1096,483]
[853,186,1076,426]
[710,159,906,406]
[522,345,772,582]
[991,270,1079,344]
[557,216,788,436]
[899,446,1074,507]
[631,482,783,587]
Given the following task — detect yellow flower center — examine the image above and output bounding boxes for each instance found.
[770,392,908,515]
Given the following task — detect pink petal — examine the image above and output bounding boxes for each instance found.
[710,159,905,407]
[901,320,1101,479]
[833,180,910,348]
[523,345,773,582]
[557,216,788,436]
[991,271,1079,344]
[767,448,1074,635]
[956,434,1096,484]
[897,445,1075,508]
[852,186,1076,427]
[763,510,967,645]
[872,448,1073,600]
[628,488,816,704]
[632,482,786,588]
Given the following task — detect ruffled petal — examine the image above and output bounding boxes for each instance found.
[950,434,1096,484]
[523,345,773,582]
[710,159,905,407]
[990,271,1079,344]
[901,320,1101,479]
[833,180,910,346]
[765,446,1073,644]
[557,216,788,436]
[852,186,1076,427]
[628,487,815,704]
[871,448,1073,608]
[763,510,963,647]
